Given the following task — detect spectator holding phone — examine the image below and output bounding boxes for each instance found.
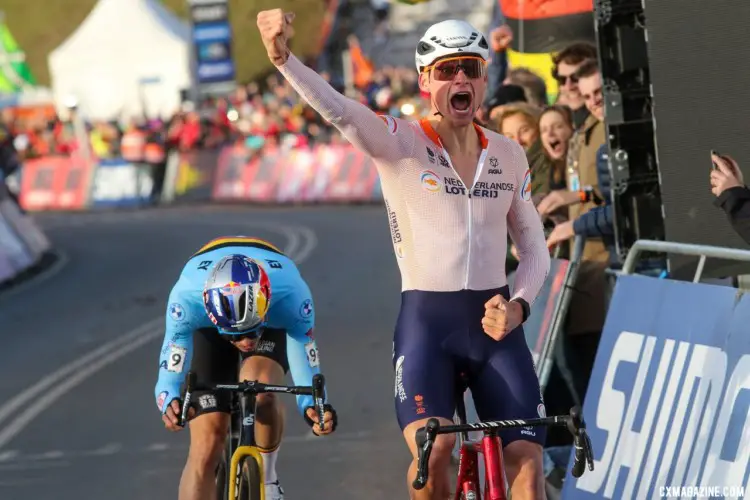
[711,151,750,245]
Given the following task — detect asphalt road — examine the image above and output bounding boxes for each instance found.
[0,204,413,499]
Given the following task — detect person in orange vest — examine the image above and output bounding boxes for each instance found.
[120,121,147,163]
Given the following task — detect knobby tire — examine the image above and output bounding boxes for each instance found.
[238,457,263,500]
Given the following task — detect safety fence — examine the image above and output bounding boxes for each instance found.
[15,144,382,212]
[1,143,381,284]
[0,183,51,286]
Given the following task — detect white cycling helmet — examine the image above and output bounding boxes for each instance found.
[415,20,490,72]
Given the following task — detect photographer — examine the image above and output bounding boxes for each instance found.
[710,151,750,245]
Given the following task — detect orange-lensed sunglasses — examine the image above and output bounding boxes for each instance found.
[422,56,488,81]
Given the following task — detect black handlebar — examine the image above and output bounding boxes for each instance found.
[412,406,594,490]
[177,371,326,428]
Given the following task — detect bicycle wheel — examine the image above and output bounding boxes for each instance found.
[237,456,263,500]
[215,455,227,499]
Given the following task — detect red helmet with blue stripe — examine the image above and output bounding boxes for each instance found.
[202,255,272,335]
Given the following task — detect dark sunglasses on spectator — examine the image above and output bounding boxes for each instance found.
[555,73,578,85]
[423,56,488,81]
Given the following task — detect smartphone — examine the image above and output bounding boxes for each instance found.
[711,150,721,170]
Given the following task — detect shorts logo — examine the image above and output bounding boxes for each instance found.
[157,391,168,412]
[420,170,442,193]
[169,303,186,322]
[198,394,217,409]
[255,340,275,353]
[520,169,532,202]
[415,394,426,415]
[299,299,313,318]
[394,355,407,403]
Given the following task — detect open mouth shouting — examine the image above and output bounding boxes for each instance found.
[449,90,474,118]
[543,135,567,160]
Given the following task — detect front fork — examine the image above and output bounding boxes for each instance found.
[454,441,481,500]
[453,433,507,500]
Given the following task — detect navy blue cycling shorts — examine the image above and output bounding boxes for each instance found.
[392,286,546,447]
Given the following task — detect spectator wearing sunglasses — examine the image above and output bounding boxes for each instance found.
[551,43,597,130]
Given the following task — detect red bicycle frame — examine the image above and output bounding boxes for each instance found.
[454,433,507,500]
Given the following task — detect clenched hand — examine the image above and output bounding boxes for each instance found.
[482,295,523,341]
[257,9,295,66]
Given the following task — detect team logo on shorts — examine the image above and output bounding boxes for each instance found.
[169,303,185,321]
[537,403,546,418]
[420,170,442,193]
[520,169,532,202]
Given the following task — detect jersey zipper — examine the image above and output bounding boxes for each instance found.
[437,136,488,289]
[464,150,488,288]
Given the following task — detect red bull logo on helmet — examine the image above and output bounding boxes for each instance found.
[255,274,272,319]
[220,280,244,296]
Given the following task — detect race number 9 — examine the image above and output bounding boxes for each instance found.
[305,341,320,368]
[168,345,187,373]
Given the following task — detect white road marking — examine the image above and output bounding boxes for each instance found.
[0,450,18,462]
[0,318,162,428]
[0,223,318,451]
[89,443,122,456]
[0,326,164,450]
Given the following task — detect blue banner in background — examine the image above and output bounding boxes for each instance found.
[90,159,153,208]
[562,275,750,500]
[189,0,235,93]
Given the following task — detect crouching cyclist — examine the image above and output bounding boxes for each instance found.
[154,236,338,500]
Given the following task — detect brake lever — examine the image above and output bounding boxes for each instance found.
[412,418,439,490]
[311,374,326,433]
[178,372,197,428]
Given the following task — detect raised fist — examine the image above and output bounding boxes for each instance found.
[257,9,295,66]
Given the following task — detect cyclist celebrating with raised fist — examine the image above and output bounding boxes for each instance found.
[257,10,550,499]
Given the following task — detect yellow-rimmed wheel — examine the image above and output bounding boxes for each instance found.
[237,456,263,500]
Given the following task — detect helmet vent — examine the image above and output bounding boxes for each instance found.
[417,41,435,56]
[238,291,248,320]
[478,36,489,50]
[220,294,232,319]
